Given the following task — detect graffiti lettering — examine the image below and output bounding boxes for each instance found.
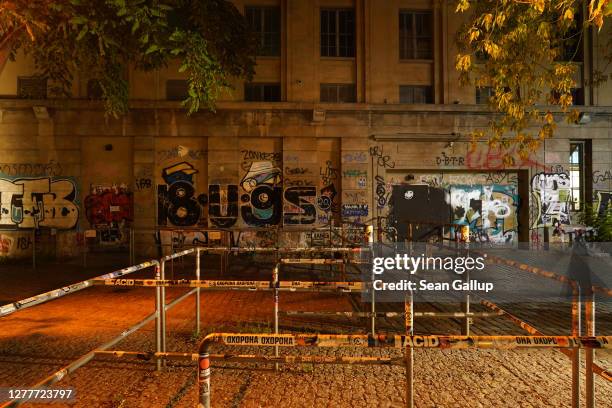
[531,172,571,228]
[284,187,317,225]
[342,151,368,163]
[208,185,238,228]
[375,175,391,208]
[0,177,79,229]
[369,146,395,169]
[157,162,207,227]
[436,152,465,167]
[593,170,612,185]
[0,160,63,177]
[319,161,339,185]
[466,144,547,170]
[285,167,309,175]
[135,178,152,190]
[157,146,205,162]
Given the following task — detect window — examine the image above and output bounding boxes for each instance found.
[320,84,356,103]
[475,86,494,104]
[87,79,103,99]
[18,76,47,99]
[166,80,189,101]
[399,11,432,60]
[320,9,355,57]
[399,85,433,103]
[246,7,280,56]
[569,141,585,211]
[244,83,281,102]
[551,88,584,105]
[560,14,583,62]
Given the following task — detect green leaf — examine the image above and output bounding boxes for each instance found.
[76,26,89,41]
[145,44,159,54]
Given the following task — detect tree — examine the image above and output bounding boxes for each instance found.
[455,0,611,166]
[0,0,257,116]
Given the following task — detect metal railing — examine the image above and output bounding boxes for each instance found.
[196,332,612,408]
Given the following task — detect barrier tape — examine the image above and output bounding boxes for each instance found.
[94,279,366,292]
[200,333,612,350]
[0,260,159,318]
[480,299,612,382]
[279,310,503,318]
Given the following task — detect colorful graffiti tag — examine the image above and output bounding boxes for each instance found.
[157,162,207,227]
[0,177,79,229]
[449,184,518,243]
[84,184,132,244]
[531,172,571,228]
[240,161,283,226]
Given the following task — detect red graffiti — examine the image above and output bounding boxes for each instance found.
[0,235,11,254]
[466,144,548,171]
[84,186,133,227]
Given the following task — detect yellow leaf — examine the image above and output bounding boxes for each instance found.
[455,54,472,71]
[545,112,554,124]
[563,8,574,21]
[469,28,480,43]
[483,14,494,30]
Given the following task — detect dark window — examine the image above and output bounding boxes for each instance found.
[551,88,584,105]
[166,80,189,101]
[399,11,432,59]
[399,85,433,103]
[246,7,281,56]
[561,14,583,62]
[320,9,355,57]
[245,83,281,102]
[569,141,585,211]
[475,86,494,104]
[18,76,47,99]
[87,79,104,99]
[320,83,356,103]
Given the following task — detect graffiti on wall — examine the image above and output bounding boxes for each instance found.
[449,184,518,243]
[0,160,63,177]
[157,162,207,227]
[531,172,571,228]
[240,160,283,226]
[84,184,132,244]
[0,177,79,229]
[595,191,612,216]
[466,143,547,171]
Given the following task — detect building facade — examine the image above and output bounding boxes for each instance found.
[0,0,611,259]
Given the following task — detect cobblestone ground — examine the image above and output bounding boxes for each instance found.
[0,258,611,407]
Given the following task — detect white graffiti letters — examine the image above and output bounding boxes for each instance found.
[0,178,79,229]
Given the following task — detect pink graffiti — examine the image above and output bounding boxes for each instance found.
[466,144,548,171]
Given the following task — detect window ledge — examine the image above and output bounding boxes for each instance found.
[399,59,434,64]
[320,57,356,61]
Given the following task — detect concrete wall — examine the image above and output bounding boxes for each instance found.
[0,103,610,260]
[0,1,611,259]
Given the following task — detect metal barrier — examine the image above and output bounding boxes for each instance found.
[0,260,160,317]
[196,333,612,408]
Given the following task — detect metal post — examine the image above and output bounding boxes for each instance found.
[198,350,211,408]
[405,290,414,408]
[571,289,581,408]
[196,248,201,336]
[155,264,162,371]
[273,262,280,370]
[462,269,471,336]
[585,292,595,408]
[160,260,167,367]
[32,230,36,270]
